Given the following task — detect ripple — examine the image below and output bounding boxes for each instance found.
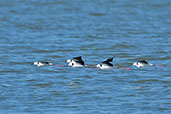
[33,83,53,88]
[0,70,23,74]
[89,12,106,16]
[119,94,136,97]
[131,79,160,83]
[33,50,56,53]
[0,0,170,113]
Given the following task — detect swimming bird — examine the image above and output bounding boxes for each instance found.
[67,56,85,67]
[33,61,53,67]
[133,60,154,68]
[96,57,114,69]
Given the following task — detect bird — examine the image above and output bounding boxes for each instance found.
[33,61,53,66]
[133,60,154,67]
[66,56,85,67]
[96,57,114,69]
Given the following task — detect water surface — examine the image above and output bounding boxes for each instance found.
[0,0,171,113]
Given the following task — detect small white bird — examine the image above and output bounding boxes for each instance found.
[66,56,85,67]
[133,60,154,68]
[96,57,114,69]
[33,61,53,67]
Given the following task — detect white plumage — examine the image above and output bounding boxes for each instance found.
[133,60,154,68]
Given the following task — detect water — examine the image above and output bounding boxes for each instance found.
[0,0,171,113]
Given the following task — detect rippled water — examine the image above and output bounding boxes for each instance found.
[0,0,171,113]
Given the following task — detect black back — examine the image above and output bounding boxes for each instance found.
[102,57,114,66]
[73,56,85,65]
[73,56,82,61]
[138,60,148,64]
[40,62,50,65]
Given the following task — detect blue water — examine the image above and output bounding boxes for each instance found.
[0,0,171,113]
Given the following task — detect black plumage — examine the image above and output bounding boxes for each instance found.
[73,56,85,65]
[39,62,51,65]
[138,60,148,64]
[102,57,114,67]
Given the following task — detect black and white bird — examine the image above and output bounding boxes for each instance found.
[133,60,154,68]
[66,56,85,67]
[33,61,53,66]
[96,57,114,69]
